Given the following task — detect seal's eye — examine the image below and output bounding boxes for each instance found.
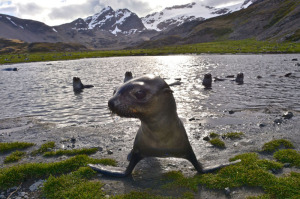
[134,90,146,100]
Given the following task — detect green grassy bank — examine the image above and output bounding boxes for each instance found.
[1,39,299,65]
[0,139,299,198]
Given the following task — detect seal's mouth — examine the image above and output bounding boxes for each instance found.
[108,99,139,118]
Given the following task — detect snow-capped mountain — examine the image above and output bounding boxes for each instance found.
[141,1,257,31]
[68,6,145,35]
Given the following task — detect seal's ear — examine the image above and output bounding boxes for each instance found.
[163,88,173,94]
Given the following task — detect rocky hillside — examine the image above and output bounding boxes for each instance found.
[138,0,300,48]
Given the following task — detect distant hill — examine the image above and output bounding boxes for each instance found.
[138,0,300,48]
[0,38,87,54]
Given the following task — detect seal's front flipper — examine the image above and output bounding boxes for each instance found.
[202,159,241,173]
[88,164,128,177]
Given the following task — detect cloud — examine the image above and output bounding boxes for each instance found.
[47,0,152,24]
[48,0,103,21]
[17,2,43,15]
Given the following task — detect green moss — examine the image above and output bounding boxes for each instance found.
[42,167,105,199]
[4,151,26,164]
[0,155,116,190]
[162,152,300,198]
[209,138,225,148]
[0,142,35,153]
[274,149,300,167]
[222,132,244,139]
[261,139,294,153]
[112,191,173,199]
[43,148,98,157]
[209,132,219,138]
[31,141,55,156]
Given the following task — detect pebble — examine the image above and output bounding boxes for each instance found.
[224,187,231,196]
[29,179,45,192]
[189,117,196,121]
[274,119,283,124]
[284,163,291,168]
[203,136,210,141]
[107,150,113,155]
[258,123,266,128]
[282,112,293,119]
[228,110,235,114]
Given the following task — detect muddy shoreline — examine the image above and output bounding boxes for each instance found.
[1,112,299,198]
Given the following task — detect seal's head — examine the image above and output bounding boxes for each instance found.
[124,71,133,82]
[108,75,175,121]
[202,73,212,88]
[73,77,84,90]
[235,73,244,83]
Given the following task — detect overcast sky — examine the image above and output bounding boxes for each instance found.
[0,0,244,26]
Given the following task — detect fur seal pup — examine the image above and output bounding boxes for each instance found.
[2,68,18,71]
[124,71,133,83]
[72,77,94,92]
[202,73,212,88]
[235,73,244,84]
[89,74,240,177]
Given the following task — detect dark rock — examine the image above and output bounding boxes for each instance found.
[228,110,235,114]
[226,75,235,78]
[257,75,262,79]
[274,118,283,124]
[271,168,281,174]
[284,163,291,168]
[224,187,231,196]
[296,63,300,66]
[259,123,266,128]
[282,112,293,119]
[203,136,210,141]
[284,73,292,77]
[107,149,113,155]
[291,58,298,61]
[98,147,103,151]
[189,117,196,121]
[71,137,76,143]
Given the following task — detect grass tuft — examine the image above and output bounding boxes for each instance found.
[209,138,226,148]
[222,132,244,139]
[4,151,26,164]
[162,151,300,198]
[261,139,294,153]
[209,132,220,138]
[274,149,300,168]
[43,148,98,157]
[0,142,35,153]
[31,141,55,156]
[0,155,116,190]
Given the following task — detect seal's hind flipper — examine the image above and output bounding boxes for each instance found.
[89,152,143,178]
[88,164,128,177]
[202,159,241,173]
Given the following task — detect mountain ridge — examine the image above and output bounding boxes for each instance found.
[0,0,299,50]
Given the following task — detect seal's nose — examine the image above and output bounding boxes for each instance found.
[108,99,115,110]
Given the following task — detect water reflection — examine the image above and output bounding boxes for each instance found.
[0,54,299,127]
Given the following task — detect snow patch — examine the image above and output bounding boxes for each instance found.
[6,16,18,27]
[110,25,122,35]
